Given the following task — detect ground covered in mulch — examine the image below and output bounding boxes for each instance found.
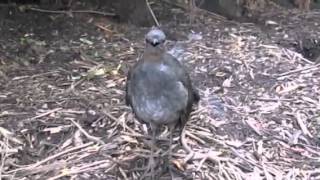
[0,1,320,180]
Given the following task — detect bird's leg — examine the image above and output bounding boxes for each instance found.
[168,125,177,179]
[141,124,158,180]
[150,126,157,180]
[168,126,174,162]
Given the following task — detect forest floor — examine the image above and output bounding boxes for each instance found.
[0,2,320,180]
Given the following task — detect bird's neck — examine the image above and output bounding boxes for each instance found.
[142,45,166,64]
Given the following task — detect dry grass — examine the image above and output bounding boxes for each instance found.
[0,2,320,180]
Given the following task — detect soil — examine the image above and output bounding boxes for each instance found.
[0,1,320,180]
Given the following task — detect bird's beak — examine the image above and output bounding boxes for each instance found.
[152,39,158,45]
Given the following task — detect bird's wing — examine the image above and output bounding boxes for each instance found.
[164,53,200,103]
[162,53,200,131]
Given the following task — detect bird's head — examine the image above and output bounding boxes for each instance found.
[145,27,166,47]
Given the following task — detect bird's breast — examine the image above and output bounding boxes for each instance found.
[158,63,170,72]
[129,65,188,125]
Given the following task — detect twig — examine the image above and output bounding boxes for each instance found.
[230,147,261,169]
[0,127,23,144]
[0,138,9,179]
[7,142,94,174]
[102,110,137,135]
[29,108,62,121]
[119,167,129,180]
[145,0,160,26]
[27,7,115,16]
[68,119,105,145]
[161,0,226,21]
[295,111,313,138]
[276,63,320,77]
[282,48,314,64]
[181,125,195,162]
[95,24,113,33]
[48,160,114,180]
[181,125,228,166]
[14,160,67,177]
[65,78,85,93]
[252,97,293,102]
[195,6,227,21]
[161,0,187,10]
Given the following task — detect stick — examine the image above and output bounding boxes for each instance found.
[29,108,62,121]
[145,0,160,26]
[7,142,94,173]
[68,119,105,144]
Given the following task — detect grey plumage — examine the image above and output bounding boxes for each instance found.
[125,28,199,179]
